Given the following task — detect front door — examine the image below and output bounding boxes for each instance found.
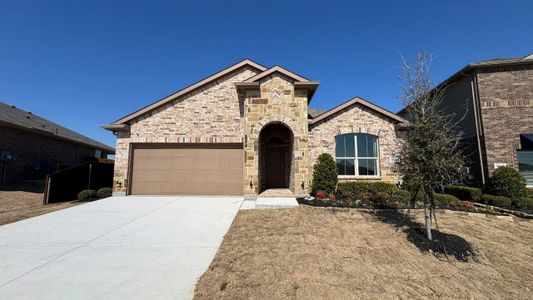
[266,146,286,188]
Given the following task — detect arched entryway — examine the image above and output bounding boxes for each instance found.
[259,122,294,192]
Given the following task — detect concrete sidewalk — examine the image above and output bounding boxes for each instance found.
[0,196,243,300]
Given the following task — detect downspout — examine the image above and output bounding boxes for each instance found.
[470,72,486,186]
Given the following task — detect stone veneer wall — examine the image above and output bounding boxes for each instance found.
[112,66,260,193]
[476,65,533,175]
[308,104,403,183]
[243,73,310,196]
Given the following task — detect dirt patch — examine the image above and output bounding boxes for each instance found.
[194,206,533,299]
[0,183,79,226]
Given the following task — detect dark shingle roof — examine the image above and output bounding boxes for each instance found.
[0,102,114,153]
[308,108,326,118]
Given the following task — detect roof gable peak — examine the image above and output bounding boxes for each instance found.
[243,65,311,83]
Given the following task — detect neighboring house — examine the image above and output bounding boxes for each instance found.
[423,53,533,187]
[0,102,115,184]
[103,59,407,197]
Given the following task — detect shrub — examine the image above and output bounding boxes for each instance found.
[432,193,460,208]
[77,189,97,201]
[515,197,533,209]
[526,189,533,199]
[480,194,512,208]
[487,167,526,199]
[461,201,475,209]
[390,190,411,208]
[337,181,396,199]
[311,153,338,194]
[96,187,112,199]
[328,193,336,201]
[444,185,482,202]
[315,190,326,200]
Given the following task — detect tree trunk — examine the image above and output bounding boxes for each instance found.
[424,191,433,240]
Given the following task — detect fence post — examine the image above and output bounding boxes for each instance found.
[88,163,93,190]
[43,175,51,205]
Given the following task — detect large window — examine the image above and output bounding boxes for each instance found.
[519,134,533,187]
[335,134,379,176]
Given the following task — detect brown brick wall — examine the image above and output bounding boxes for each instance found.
[476,65,533,175]
[308,104,403,183]
[112,66,260,192]
[0,125,97,183]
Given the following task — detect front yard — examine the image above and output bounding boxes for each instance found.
[194,207,532,299]
[0,183,79,226]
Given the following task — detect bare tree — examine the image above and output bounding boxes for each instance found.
[395,52,465,240]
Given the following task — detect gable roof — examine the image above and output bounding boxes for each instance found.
[243,65,311,83]
[309,96,407,125]
[110,59,267,125]
[397,52,533,116]
[0,102,114,153]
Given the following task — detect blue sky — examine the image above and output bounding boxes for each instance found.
[1,0,532,148]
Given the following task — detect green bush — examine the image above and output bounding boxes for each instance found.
[487,167,526,199]
[526,189,533,199]
[77,189,97,201]
[480,194,512,208]
[311,153,338,194]
[96,187,112,199]
[337,181,396,199]
[389,189,411,208]
[433,193,460,208]
[515,197,533,209]
[444,185,482,202]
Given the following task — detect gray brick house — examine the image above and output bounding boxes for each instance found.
[103,59,407,197]
[0,102,114,183]
[431,54,533,187]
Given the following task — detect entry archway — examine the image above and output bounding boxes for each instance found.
[258,122,294,192]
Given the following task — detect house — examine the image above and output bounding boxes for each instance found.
[429,53,533,187]
[0,102,115,184]
[103,59,407,197]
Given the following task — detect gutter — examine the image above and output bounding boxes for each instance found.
[470,71,486,186]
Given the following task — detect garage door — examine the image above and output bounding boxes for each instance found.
[130,143,243,195]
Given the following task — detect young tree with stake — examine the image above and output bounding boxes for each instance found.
[395,52,465,240]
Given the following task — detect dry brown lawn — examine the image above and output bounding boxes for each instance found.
[0,183,79,226]
[195,206,533,300]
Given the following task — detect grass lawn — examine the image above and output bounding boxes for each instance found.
[0,183,79,226]
[194,206,532,299]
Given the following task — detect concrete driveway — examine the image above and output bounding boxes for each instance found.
[0,196,243,300]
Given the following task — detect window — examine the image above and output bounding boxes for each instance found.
[520,134,533,150]
[518,150,533,187]
[95,150,102,158]
[335,134,379,176]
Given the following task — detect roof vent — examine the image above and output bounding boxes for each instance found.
[11,105,15,109]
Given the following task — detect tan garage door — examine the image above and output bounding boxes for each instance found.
[130,144,243,195]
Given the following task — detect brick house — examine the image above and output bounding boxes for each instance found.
[0,102,114,184]
[103,59,407,197]
[432,54,533,187]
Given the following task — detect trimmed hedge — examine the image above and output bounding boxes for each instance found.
[337,181,396,198]
[444,185,482,202]
[480,194,512,208]
[312,153,338,194]
[487,167,527,199]
[433,193,461,208]
[515,197,533,209]
[96,187,112,199]
[77,189,97,201]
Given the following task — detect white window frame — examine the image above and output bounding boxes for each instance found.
[335,134,380,177]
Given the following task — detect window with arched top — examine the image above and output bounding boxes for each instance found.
[335,133,379,176]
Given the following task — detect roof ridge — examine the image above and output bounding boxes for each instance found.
[110,58,268,125]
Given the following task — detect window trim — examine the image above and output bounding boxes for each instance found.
[335,133,380,177]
